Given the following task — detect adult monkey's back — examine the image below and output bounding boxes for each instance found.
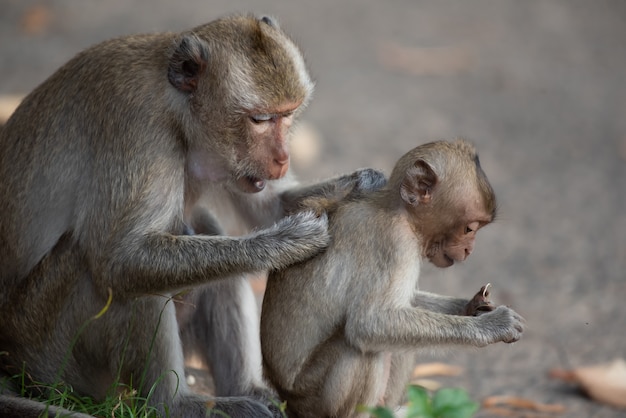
[0,14,383,417]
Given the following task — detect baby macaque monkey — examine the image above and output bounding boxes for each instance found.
[260,139,524,418]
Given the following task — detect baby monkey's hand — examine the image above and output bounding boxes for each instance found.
[463,283,496,316]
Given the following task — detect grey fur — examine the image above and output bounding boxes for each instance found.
[177,168,387,411]
[0,14,332,418]
[261,141,524,418]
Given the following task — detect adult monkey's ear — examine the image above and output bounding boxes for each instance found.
[400,159,438,206]
[259,15,279,28]
[168,34,209,93]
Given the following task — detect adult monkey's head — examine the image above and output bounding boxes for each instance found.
[168,14,314,193]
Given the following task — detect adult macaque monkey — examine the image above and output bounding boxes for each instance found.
[0,14,383,418]
[261,139,525,418]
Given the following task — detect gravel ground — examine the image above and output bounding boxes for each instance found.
[1,1,625,417]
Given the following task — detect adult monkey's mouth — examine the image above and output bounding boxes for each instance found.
[237,175,267,193]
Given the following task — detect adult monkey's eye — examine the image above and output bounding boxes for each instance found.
[250,114,272,124]
[465,226,474,234]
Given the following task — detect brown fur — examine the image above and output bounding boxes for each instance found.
[261,139,524,418]
[0,14,387,418]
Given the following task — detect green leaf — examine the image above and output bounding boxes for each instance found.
[405,385,433,418]
[356,405,396,418]
[431,388,479,418]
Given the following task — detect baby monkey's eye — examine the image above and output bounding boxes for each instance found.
[464,221,481,234]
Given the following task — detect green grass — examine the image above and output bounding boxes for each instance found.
[1,290,171,417]
[2,374,161,417]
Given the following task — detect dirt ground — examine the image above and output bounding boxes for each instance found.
[1,1,625,417]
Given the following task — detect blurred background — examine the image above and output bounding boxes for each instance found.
[1,1,625,416]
